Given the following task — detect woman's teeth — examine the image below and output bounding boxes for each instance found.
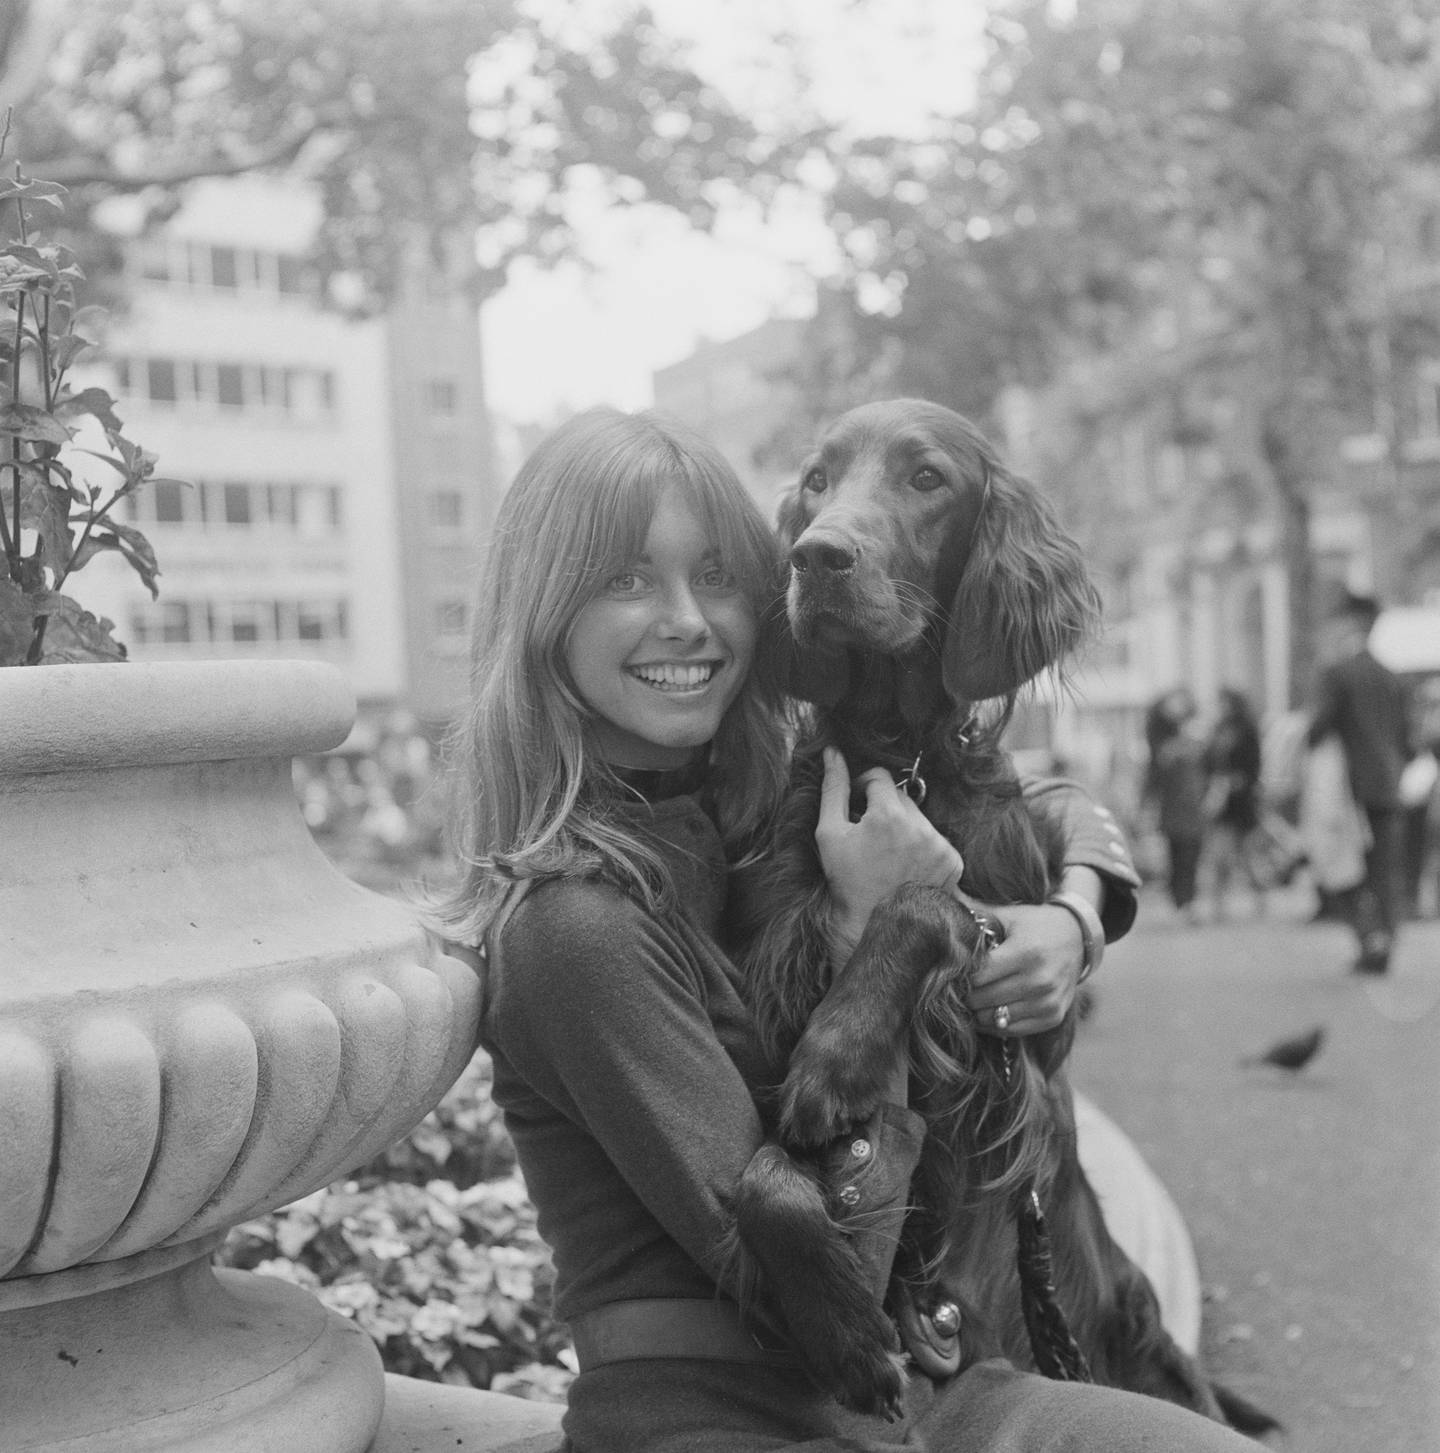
[631,662,716,691]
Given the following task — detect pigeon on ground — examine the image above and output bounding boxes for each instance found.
[1240,1024,1326,1072]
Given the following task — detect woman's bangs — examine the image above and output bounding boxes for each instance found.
[679,461,780,602]
[583,453,666,584]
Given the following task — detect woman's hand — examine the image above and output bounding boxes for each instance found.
[815,747,965,963]
[964,867,1105,1036]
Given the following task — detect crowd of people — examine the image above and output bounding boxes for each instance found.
[291,711,447,893]
[1138,591,1440,971]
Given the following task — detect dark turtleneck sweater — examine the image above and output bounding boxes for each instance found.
[480,774,923,1329]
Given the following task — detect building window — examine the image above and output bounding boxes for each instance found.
[217,363,245,409]
[435,599,468,639]
[113,355,336,420]
[146,359,177,404]
[152,480,188,524]
[427,489,464,530]
[210,246,239,290]
[130,239,313,300]
[160,602,192,643]
[426,378,460,416]
[223,483,253,526]
[131,596,349,647]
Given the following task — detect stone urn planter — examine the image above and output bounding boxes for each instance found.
[0,659,483,1452]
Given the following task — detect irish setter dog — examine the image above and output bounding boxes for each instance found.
[726,399,1263,1431]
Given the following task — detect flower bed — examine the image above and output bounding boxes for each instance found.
[219,1056,574,1403]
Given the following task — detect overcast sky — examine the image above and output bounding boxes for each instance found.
[480,0,988,424]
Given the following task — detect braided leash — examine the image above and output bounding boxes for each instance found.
[1016,1184,1093,1381]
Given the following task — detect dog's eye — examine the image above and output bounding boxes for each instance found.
[911,467,945,493]
[801,467,827,494]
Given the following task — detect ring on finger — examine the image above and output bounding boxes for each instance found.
[993,1003,1011,1032]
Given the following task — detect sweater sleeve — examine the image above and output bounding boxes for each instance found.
[490,880,766,1287]
[1020,773,1141,942]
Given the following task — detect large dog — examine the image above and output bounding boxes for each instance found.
[727,399,1264,1432]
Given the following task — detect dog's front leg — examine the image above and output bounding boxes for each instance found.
[729,1141,908,1417]
[779,882,972,1146]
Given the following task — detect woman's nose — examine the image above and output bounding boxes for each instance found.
[657,584,709,640]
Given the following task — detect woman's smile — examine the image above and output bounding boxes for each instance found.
[628,660,721,692]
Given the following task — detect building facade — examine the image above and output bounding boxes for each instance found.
[76,176,495,726]
[652,317,809,516]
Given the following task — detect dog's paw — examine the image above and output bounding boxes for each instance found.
[796,1303,907,1420]
[835,1346,908,1422]
[778,1064,877,1147]
[779,1032,889,1145]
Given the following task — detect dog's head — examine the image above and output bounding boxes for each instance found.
[776,398,1099,704]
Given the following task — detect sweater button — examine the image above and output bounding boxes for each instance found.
[838,1184,861,1207]
[850,1138,872,1161]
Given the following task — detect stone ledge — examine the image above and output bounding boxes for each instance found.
[369,1374,564,1453]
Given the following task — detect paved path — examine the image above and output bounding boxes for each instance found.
[1071,890,1440,1452]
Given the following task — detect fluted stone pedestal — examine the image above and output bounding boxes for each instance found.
[0,662,483,1451]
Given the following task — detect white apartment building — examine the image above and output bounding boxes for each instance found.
[76,176,496,725]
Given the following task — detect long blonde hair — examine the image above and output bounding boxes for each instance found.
[427,408,790,945]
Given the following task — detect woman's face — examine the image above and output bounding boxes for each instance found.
[565,487,757,770]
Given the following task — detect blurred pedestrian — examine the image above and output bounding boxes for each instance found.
[1143,687,1208,924]
[1202,687,1267,919]
[1399,679,1440,919]
[1306,591,1414,974]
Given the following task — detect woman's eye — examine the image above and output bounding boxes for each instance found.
[604,571,644,595]
[698,564,738,591]
[911,466,945,493]
[801,466,827,494]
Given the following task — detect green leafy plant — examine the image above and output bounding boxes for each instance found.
[219,1055,574,1402]
[0,130,172,666]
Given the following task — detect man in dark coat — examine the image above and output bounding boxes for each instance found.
[1307,591,1414,973]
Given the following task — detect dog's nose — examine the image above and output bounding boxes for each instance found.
[790,538,858,575]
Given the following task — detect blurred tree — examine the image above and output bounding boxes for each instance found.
[806,0,1440,701]
[1,0,803,310]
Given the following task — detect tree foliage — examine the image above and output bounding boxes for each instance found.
[8,0,804,308]
[803,0,1440,696]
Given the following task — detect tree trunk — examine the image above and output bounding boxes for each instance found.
[0,0,64,117]
[1261,408,1317,709]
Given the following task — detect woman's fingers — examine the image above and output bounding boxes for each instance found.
[816,749,964,907]
[818,746,852,827]
[964,901,1077,1035]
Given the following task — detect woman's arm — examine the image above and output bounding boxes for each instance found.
[964,774,1140,1036]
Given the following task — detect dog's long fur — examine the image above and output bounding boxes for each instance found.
[726,400,1266,1431]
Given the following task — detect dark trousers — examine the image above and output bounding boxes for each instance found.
[1166,834,1203,910]
[1352,808,1403,965]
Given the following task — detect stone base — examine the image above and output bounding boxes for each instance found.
[1074,1090,1204,1355]
[0,1253,384,1451]
[370,1376,564,1453]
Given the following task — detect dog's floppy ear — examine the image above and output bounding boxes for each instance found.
[770,486,851,706]
[942,463,1100,702]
